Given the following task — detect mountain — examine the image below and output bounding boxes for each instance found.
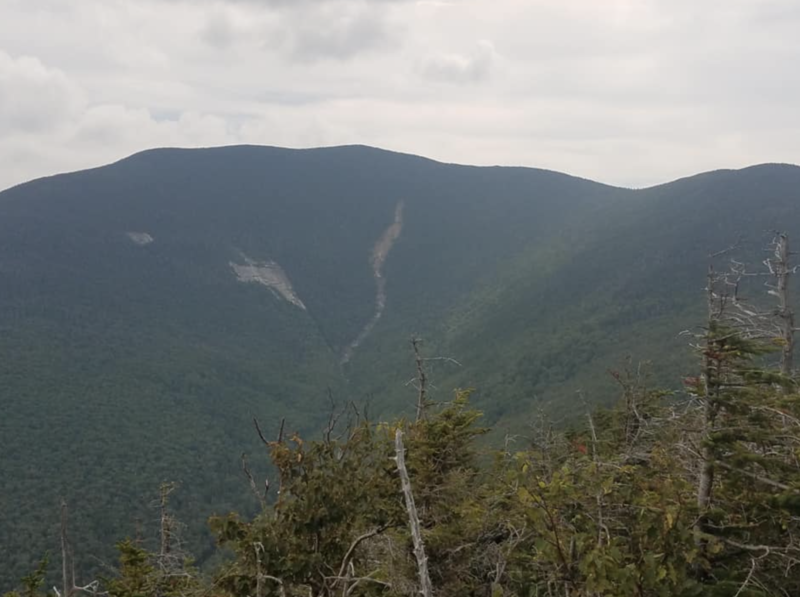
[1,145,799,584]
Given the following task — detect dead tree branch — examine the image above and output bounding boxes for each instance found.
[241,453,267,511]
[411,337,429,422]
[733,558,758,597]
[254,416,285,448]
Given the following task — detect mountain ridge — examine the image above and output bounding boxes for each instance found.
[6,143,797,197]
[2,144,800,585]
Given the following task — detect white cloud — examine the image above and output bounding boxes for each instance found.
[276,3,400,62]
[0,51,85,135]
[200,10,239,49]
[420,40,497,83]
[74,106,235,148]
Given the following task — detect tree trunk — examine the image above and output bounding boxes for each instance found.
[695,268,721,547]
[774,233,794,383]
[395,429,433,597]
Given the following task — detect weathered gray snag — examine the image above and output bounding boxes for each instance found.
[767,233,795,382]
[695,266,726,547]
[159,483,176,559]
[60,501,71,597]
[57,502,101,597]
[411,338,428,422]
[394,429,433,597]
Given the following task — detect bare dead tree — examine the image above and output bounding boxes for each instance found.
[694,266,730,546]
[323,389,359,448]
[711,233,795,382]
[394,429,433,597]
[764,232,796,384]
[689,262,768,541]
[681,242,800,579]
[411,337,429,422]
[254,416,285,509]
[407,337,462,422]
[585,412,608,550]
[60,500,72,597]
[527,408,568,478]
[148,482,199,596]
[158,482,177,560]
[56,501,103,597]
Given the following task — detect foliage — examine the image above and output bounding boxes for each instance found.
[2,557,52,597]
[3,146,800,587]
[104,540,200,597]
[6,356,800,596]
[209,416,402,597]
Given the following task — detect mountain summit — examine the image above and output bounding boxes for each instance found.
[1,145,799,580]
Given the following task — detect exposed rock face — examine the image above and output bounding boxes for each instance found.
[341,201,404,364]
[230,255,307,310]
[127,232,154,245]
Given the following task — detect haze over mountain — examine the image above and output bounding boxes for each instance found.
[1,145,799,582]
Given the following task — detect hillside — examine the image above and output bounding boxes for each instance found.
[1,145,799,584]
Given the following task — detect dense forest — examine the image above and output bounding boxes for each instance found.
[2,148,800,577]
[5,234,799,596]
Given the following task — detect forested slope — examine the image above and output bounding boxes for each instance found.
[1,146,799,584]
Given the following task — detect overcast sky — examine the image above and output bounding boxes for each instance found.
[1,0,799,190]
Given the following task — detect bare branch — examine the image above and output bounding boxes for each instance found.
[253,417,270,448]
[733,558,757,597]
[241,453,267,511]
[253,543,287,597]
[713,460,800,494]
[708,236,743,259]
[330,526,390,595]
[421,356,463,367]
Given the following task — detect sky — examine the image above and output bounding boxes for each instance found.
[1,0,799,191]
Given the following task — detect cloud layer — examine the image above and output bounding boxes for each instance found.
[1,0,799,190]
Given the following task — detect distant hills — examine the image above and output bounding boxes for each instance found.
[1,145,799,583]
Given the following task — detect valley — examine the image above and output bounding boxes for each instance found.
[1,145,799,585]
